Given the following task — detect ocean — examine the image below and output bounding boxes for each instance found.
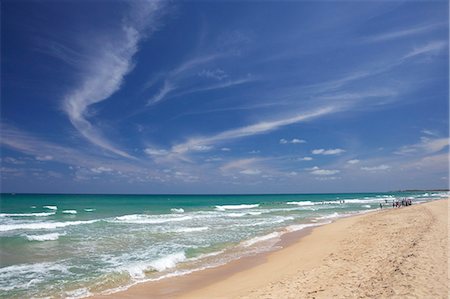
[0,191,447,298]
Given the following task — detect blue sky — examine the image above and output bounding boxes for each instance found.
[1,0,448,194]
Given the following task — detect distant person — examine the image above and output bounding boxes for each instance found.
[379,203,382,209]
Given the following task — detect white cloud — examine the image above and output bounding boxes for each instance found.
[198,68,228,80]
[298,157,313,161]
[403,41,447,60]
[315,176,340,181]
[0,123,161,180]
[3,157,26,165]
[172,106,337,154]
[395,136,448,155]
[35,155,53,161]
[221,147,231,151]
[280,138,306,144]
[221,158,258,171]
[240,169,261,175]
[421,129,438,136]
[191,145,213,152]
[312,148,345,155]
[361,165,390,171]
[63,1,166,158]
[308,166,340,176]
[364,23,443,43]
[347,159,360,164]
[147,80,175,105]
[291,138,306,144]
[205,157,223,162]
[90,166,113,174]
[144,148,169,156]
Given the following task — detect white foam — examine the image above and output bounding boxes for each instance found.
[241,232,281,247]
[189,249,226,261]
[113,214,192,224]
[30,206,36,209]
[66,287,93,299]
[215,204,259,211]
[0,262,69,290]
[43,206,57,210]
[84,208,95,212]
[23,232,66,241]
[286,201,314,206]
[62,210,77,214]
[170,208,184,213]
[150,252,186,272]
[226,211,263,217]
[316,212,340,220]
[247,216,294,227]
[361,204,371,208]
[286,222,326,232]
[0,219,99,232]
[170,227,209,233]
[343,198,387,204]
[0,212,55,217]
[126,252,186,278]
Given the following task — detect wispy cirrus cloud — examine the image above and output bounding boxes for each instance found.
[307,166,340,176]
[402,40,447,60]
[63,1,167,158]
[395,136,449,155]
[171,106,338,155]
[360,164,390,171]
[279,138,306,144]
[364,23,444,43]
[0,123,155,178]
[145,33,256,106]
[312,148,345,155]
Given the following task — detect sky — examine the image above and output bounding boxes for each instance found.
[1,0,449,194]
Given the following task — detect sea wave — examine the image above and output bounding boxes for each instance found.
[316,212,340,220]
[243,216,294,227]
[286,201,314,206]
[241,232,281,247]
[0,262,69,291]
[170,208,185,213]
[62,210,77,214]
[225,211,263,217]
[23,232,66,241]
[0,220,99,232]
[125,252,186,279]
[0,212,55,217]
[113,214,192,224]
[66,287,93,299]
[215,204,259,211]
[169,227,209,233]
[43,205,57,210]
[285,222,326,232]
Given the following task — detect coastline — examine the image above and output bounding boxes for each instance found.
[91,199,448,298]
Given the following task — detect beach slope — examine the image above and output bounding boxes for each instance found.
[179,199,448,298]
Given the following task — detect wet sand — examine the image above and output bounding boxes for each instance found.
[92,199,448,298]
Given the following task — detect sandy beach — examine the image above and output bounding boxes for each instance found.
[93,199,448,299]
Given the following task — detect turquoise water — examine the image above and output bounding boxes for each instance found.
[0,192,447,298]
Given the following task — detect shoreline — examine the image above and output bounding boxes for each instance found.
[90,199,448,298]
[89,217,321,299]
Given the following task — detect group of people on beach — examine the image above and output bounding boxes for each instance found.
[379,198,412,209]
